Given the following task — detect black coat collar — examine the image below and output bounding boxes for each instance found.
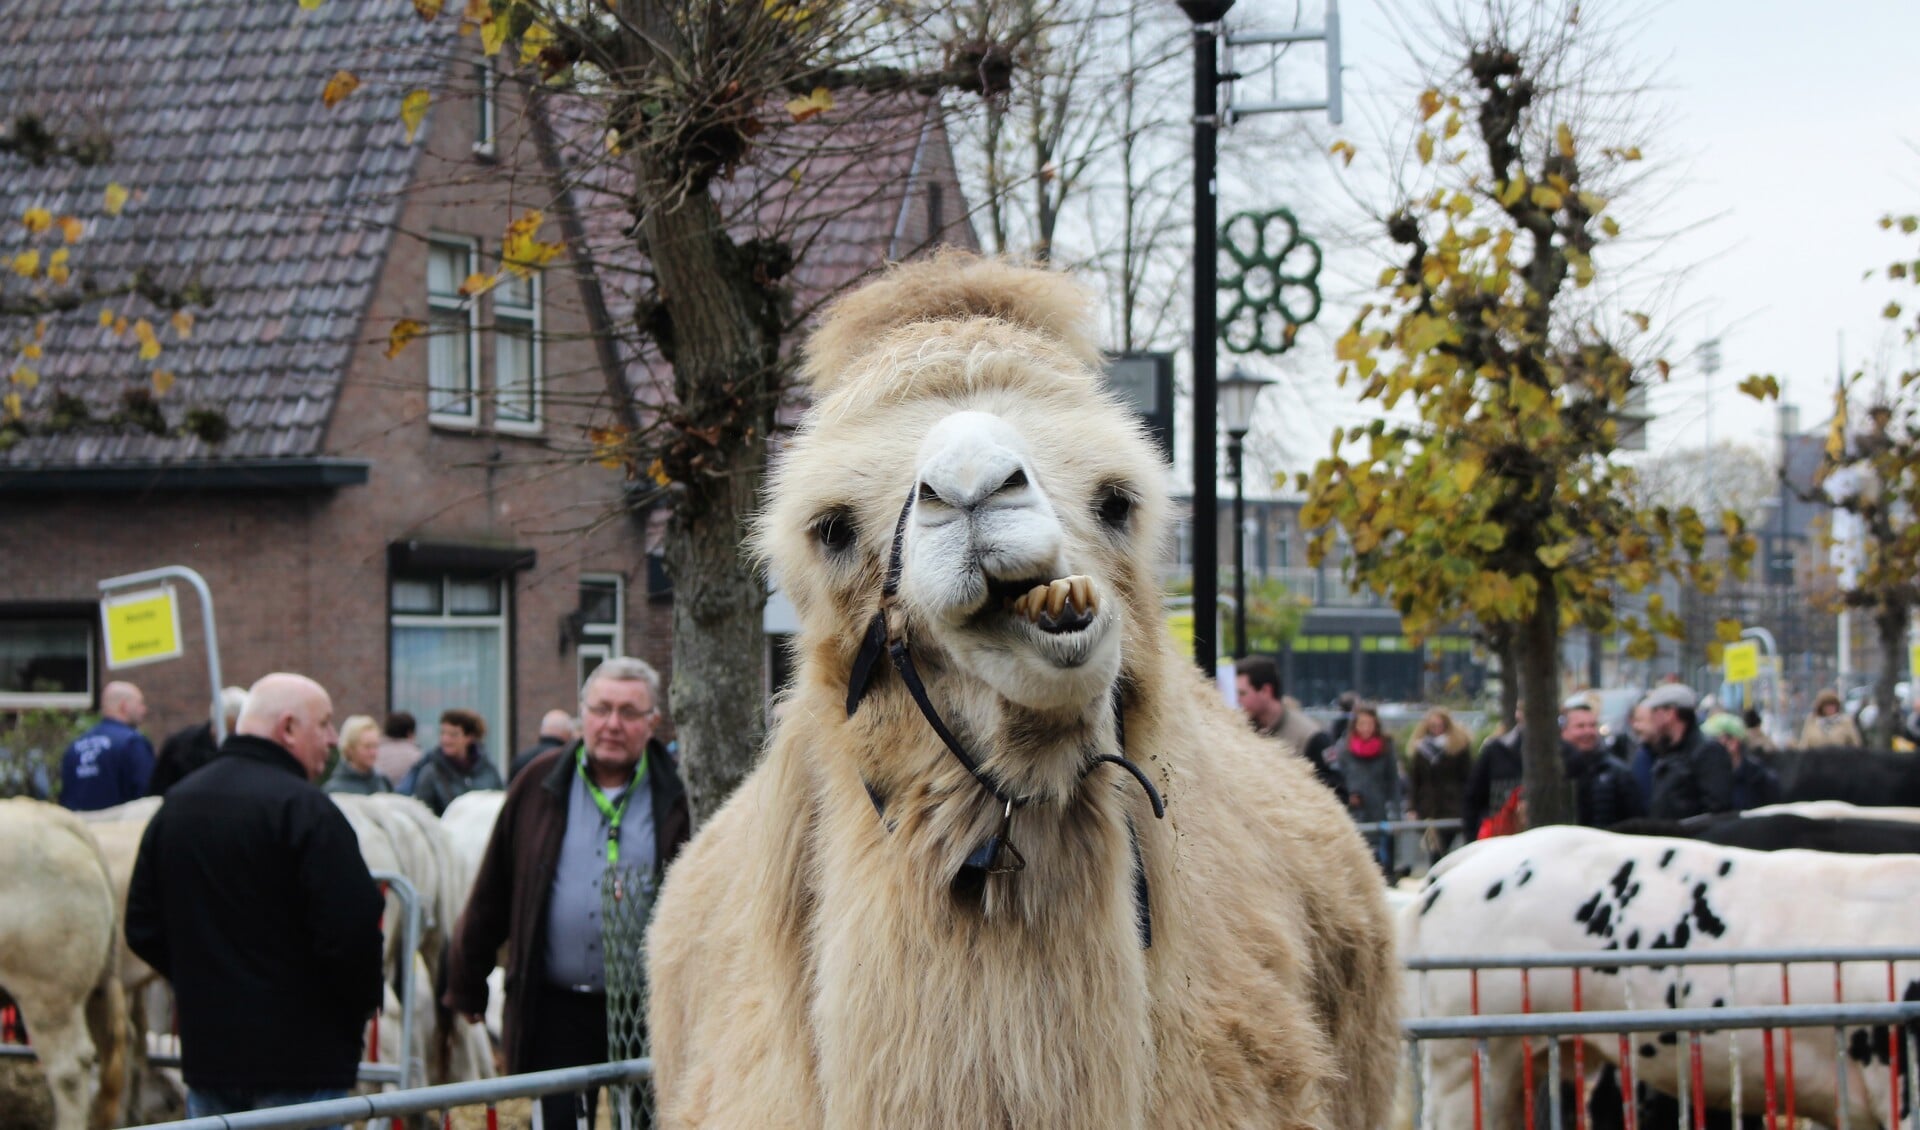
[219,734,310,781]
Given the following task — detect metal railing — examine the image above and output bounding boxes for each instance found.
[0,870,422,1091]
[136,1059,654,1130]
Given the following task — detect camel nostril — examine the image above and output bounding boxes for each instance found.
[998,467,1027,494]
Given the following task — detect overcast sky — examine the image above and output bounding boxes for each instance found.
[1223,0,1920,483]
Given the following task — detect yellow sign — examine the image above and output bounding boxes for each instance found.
[1722,640,1760,684]
[102,586,183,669]
[1911,642,1920,680]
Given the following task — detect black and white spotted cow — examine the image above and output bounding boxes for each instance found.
[1402,825,1920,1130]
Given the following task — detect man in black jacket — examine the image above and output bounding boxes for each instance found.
[126,673,384,1124]
[1560,703,1645,828]
[1643,683,1734,820]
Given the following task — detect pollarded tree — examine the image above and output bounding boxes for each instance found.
[1298,2,1751,827]
[1747,214,1920,747]
[346,0,1020,820]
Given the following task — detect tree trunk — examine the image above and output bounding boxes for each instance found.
[1870,600,1908,750]
[1515,576,1571,827]
[636,176,776,824]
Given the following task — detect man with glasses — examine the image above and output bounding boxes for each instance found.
[445,657,691,1128]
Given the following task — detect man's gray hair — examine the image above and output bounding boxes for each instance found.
[581,656,662,706]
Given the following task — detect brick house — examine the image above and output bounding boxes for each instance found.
[0,0,973,764]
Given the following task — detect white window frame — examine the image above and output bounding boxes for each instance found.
[389,575,511,765]
[493,272,542,433]
[427,235,481,428]
[473,60,497,158]
[0,616,94,710]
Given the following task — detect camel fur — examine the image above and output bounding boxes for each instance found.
[0,799,128,1130]
[645,253,1400,1129]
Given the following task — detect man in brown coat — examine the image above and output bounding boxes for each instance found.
[445,657,691,1127]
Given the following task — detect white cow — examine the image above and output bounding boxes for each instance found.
[1403,826,1920,1130]
[1746,800,1920,823]
[438,789,508,1048]
[0,799,128,1130]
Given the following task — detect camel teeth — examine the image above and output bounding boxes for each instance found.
[1024,582,1051,619]
[1045,578,1071,617]
[1068,575,1092,614]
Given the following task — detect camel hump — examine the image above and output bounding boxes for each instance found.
[802,251,1102,394]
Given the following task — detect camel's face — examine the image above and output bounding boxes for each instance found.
[763,323,1167,733]
[899,408,1120,711]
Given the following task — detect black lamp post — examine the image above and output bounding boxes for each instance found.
[1219,365,1273,660]
[1176,0,1235,675]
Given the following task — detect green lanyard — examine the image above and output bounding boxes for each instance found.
[577,746,649,865]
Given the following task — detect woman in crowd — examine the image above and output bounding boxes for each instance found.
[1405,706,1472,859]
[406,708,502,816]
[1334,702,1402,874]
[1799,689,1862,748]
[323,714,393,795]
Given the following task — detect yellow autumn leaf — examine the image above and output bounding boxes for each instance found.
[646,458,672,486]
[21,207,52,235]
[386,318,426,359]
[1329,139,1357,166]
[519,20,553,65]
[10,366,38,389]
[413,0,443,18]
[10,250,40,278]
[170,310,194,339]
[322,70,361,109]
[1417,89,1442,121]
[1537,543,1573,569]
[151,370,176,396]
[104,183,130,216]
[458,272,500,297]
[604,128,623,155]
[98,309,116,328]
[1555,122,1575,159]
[1416,132,1435,165]
[134,319,162,361]
[1529,185,1564,210]
[401,90,431,144]
[1450,456,1482,493]
[481,10,506,56]
[21,343,41,360]
[3,393,20,420]
[112,314,129,337]
[784,87,834,124]
[297,0,324,9]
[57,215,84,244]
[45,247,69,284]
[502,211,561,277]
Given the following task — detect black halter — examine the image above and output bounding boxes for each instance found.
[844,484,1166,945]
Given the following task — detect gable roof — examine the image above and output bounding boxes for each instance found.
[0,0,451,470]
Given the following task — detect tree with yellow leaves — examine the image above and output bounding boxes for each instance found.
[1298,2,1751,826]
[1746,215,1920,749]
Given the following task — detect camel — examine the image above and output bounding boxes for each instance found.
[645,253,1400,1129]
[0,800,128,1130]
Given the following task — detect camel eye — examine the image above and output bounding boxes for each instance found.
[813,507,858,554]
[1095,483,1136,531]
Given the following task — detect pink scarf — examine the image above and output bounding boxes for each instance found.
[1348,734,1385,759]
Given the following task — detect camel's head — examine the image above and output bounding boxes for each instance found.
[760,254,1169,797]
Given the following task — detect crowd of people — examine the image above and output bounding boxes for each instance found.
[49,660,688,1127]
[1231,656,1881,874]
[52,682,594,818]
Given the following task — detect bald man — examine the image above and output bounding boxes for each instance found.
[125,673,383,1125]
[60,680,155,810]
[509,708,577,783]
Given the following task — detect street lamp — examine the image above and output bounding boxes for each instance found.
[1177,0,1235,675]
[1220,365,1274,659]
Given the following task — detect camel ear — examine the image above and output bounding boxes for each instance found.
[802,251,1101,394]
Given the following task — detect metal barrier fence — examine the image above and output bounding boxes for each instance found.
[1406,944,1920,1130]
[137,1059,653,1130]
[0,870,422,1092]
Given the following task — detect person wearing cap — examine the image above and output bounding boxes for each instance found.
[1701,712,1781,811]
[1643,684,1734,820]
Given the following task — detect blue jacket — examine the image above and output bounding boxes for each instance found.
[60,718,155,811]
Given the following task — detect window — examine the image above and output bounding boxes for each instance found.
[389,575,508,767]
[575,575,623,690]
[427,239,480,424]
[474,60,497,157]
[0,615,93,709]
[494,271,540,430]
